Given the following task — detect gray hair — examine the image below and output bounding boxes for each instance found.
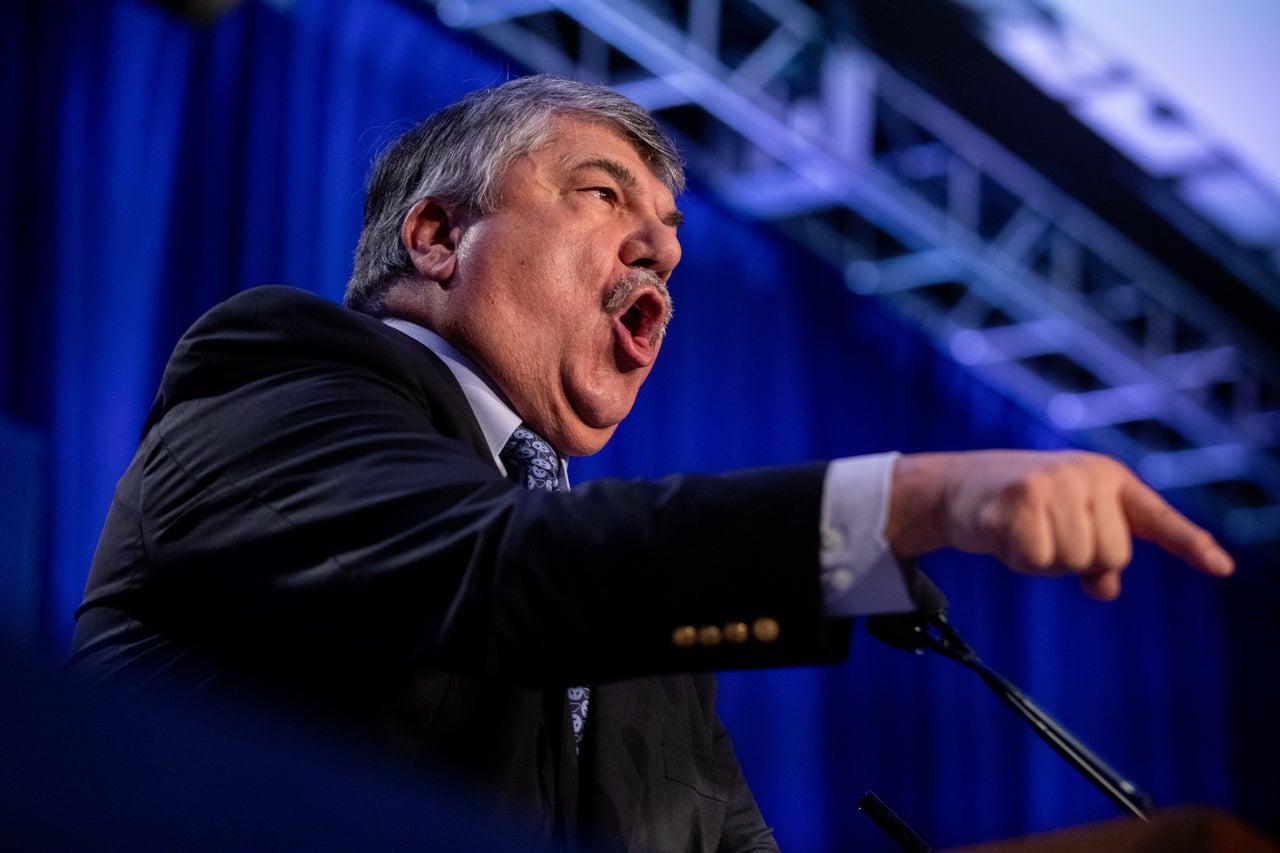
[344,75,685,314]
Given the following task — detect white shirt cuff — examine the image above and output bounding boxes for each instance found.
[819,453,915,616]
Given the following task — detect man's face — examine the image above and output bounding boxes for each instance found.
[439,117,683,457]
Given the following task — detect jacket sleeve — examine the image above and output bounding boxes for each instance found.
[74,286,852,688]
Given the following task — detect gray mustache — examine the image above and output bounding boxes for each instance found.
[603,269,674,346]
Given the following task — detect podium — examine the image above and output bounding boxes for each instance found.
[943,807,1280,852]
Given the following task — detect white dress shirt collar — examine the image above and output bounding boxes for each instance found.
[382,317,570,485]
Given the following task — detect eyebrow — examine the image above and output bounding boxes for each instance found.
[570,157,685,228]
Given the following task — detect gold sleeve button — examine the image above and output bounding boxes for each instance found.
[697,625,723,647]
[751,617,780,644]
[724,621,749,644]
[672,625,697,648]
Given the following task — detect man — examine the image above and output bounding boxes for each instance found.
[71,76,1233,850]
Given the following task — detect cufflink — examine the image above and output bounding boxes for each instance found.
[826,567,854,592]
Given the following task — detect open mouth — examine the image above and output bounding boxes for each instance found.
[621,290,665,345]
[613,288,669,369]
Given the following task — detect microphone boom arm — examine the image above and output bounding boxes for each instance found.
[868,577,1154,821]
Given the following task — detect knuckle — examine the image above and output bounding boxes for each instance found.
[1095,549,1131,575]
[1010,536,1057,574]
[1106,536,1133,569]
[1003,474,1047,514]
[1061,549,1093,575]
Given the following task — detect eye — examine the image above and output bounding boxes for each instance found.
[584,186,618,203]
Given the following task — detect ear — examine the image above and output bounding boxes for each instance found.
[400,197,461,283]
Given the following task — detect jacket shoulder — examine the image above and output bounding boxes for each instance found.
[147,286,482,448]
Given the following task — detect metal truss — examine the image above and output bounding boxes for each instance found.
[957,0,1280,300]
[425,0,1280,544]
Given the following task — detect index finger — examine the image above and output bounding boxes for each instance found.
[1120,480,1235,577]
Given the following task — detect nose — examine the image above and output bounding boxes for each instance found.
[621,220,681,279]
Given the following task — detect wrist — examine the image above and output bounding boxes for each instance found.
[885,453,952,560]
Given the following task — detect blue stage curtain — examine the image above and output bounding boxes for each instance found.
[2,0,1273,847]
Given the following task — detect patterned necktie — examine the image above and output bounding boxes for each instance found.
[499,424,590,753]
[500,425,560,491]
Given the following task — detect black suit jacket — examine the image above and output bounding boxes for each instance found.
[71,286,853,851]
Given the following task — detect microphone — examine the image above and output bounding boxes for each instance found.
[866,571,950,655]
[867,571,1155,821]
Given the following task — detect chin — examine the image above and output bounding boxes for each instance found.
[559,425,617,458]
[560,381,640,453]
[562,410,625,456]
